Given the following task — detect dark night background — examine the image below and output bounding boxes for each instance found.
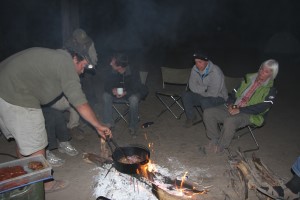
[1,0,300,76]
[1,3,300,198]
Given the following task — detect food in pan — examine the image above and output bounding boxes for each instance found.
[118,155,144,164]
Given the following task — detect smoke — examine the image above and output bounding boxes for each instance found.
[2,0,299,64]
[84,0,220,53]
[0,0,61,60]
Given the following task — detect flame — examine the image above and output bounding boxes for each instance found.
[180,171,188,189]
[173,172,208,197]
[137,159,157,180]
[147,159,157,173]
[175,171,188,195]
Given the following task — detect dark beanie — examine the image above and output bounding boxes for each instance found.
[193,50,209,61]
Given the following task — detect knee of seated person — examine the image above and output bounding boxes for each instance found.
[181,91,187,99]
[128,94,140,104]
[203,107,216,119]
[223,117,237,126]
[181,91,191,100]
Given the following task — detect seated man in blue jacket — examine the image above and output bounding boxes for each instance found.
[203,59,279,154]
[102,53,148,136]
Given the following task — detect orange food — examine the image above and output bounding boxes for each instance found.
[28,161,44,171]
[0,166,27,182]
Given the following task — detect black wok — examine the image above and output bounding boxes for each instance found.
[107,139,150,174]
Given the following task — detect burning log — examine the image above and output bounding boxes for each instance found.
[145,170,209,200]
[152,181,208,200]
[152,184,189,200]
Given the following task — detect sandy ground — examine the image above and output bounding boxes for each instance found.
[0,50,299,200]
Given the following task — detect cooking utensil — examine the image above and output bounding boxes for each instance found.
[106,138,150,174]
[96,196,111,200]
[112,144,150,174]
[106,138,129,162]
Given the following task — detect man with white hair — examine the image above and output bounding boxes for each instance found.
[203,59,279,154]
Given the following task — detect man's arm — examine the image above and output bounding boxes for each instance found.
[75,102,111,139]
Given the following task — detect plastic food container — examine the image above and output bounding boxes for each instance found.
[0,154,52,193]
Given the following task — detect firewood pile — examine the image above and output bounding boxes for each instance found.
[228,151,286,199]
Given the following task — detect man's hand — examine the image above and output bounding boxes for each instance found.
[96,125,112,139]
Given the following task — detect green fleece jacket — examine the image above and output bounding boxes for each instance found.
[234,73,276,126]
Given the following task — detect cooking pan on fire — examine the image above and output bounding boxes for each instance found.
[106,139,150,174]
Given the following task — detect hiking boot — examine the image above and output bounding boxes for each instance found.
[58,141,78,156]
[69,127,84,140]
[46,150,65,167]
[257,186,299,200]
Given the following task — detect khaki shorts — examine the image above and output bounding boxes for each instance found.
[0,97,48,156]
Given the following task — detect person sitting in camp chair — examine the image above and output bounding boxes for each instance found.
[182,50,228,128]
[203,59,279,154]
[102,53,148,137]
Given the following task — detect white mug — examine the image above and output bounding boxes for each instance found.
[117,88,124,95]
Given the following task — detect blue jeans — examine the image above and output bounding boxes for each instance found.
[102,92,140,129]
[292,157,300,177]
[182,91,225,120]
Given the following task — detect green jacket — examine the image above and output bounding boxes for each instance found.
[232,73,276,126]
[0,47,87,108]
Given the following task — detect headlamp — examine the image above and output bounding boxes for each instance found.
[86,64,94,69]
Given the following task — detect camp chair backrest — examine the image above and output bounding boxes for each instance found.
[139,71,148,85]
[224,76,243,93]
[161,67,191,88]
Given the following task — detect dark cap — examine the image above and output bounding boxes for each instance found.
[113,53,129,68]
[193,50,209,61]
[64,29,98,66]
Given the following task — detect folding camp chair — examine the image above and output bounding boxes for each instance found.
[155,67,191,119]
[224,75,243,94]
[113,71,148,124]
[234,124,262,153]
[218,122,262,153]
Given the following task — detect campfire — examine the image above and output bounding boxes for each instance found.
[92,157,211,200]
[138,160,209,198]
[88,137,211,200]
